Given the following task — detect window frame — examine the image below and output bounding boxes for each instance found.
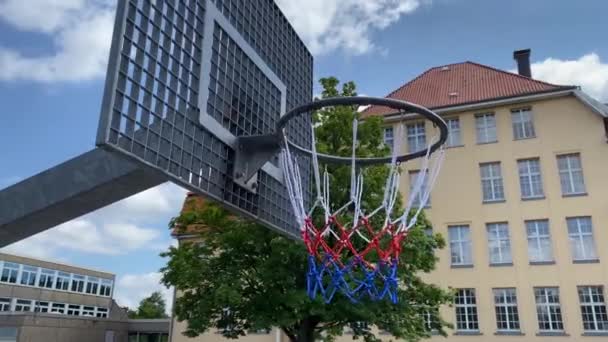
[526,220,554,263]
[55,271,71,291]
[454,288,479,332]
[0,298,10,312]
[534,287,564,332]
[475,113,497,144]
[511,108,536,140]
[14,299,33,312]
[0,262,19,284]
[486,222,513,265]
[480,162,505,202]
[578,286,608,332]
[567,217,598,262]
[407,122,426,153]
[446,117,462,147]
[448,225,473,267]
[409,170,430,208]
[383,127,394,150]
[85,276,100,295]
[20,265,38,286]
[517,158,544,199]
[38,269,56,289]
[493,288,521,332]
[557,153,586,196]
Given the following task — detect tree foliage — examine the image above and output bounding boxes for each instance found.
[128,291,169,319]
[161,77,452,342]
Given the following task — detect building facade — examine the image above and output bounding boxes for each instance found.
[171,50,608,342]
[0,253,169,342]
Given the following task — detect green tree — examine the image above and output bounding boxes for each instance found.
[129,291,169,319]
[161,77,451,342]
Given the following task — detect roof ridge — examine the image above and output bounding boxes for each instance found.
[465,61,574,89]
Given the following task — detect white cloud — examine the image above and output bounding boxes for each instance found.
[114,272,173,313]
[276,0,427,55]
[0,0,114,82]
[2,183,186,259]
[531,53,608,102]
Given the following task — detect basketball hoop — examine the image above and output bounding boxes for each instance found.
[278,96,448,303]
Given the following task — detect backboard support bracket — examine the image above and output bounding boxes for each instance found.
[233,135,281,192]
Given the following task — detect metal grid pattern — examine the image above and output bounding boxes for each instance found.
[98,0,313,238]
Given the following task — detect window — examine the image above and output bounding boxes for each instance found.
[35,301,49,313]
[449,226,472,266]
[51,303,65,314]
[219,308,235,334]
[518,158,544,199]
[535,287,564,332]
[476,113,497,143]
[446,118,462,147]
[71,274,85,293]
[480,162,504,202]
[20,266,38,286]
[97,307,108,318]
[86,277,99,295]
[557,154,586,195]
[487,223,512,265]
[383,127,394,150]
[0,298,10,312]
[67,304,81,316]
[455,289,479,331]
[567,217,598,261]
[409,170,430,207]
[55,272,70,291]
[511,108,535,139]
[407,122,426,153]
[82,306,96,317]
[14,299,32,312]
[526,220,553,263]
[1,262,19,283]
[38,269,55,288]
[494,288,520,331]
[100,279,113,297]
[424,309,440,332]
[578,286,608,332]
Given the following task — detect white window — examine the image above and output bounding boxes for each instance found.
[38,269,55,289]
[567,217,597,261]
[71,274,85,293]
[494,288,520,331]
[82,306,95,317]
[86,277,100,295]
[487,223,512,265]
[480,162,504,202]
[455,289,479,331]
[535,287,564,332]
[51,303,65,314]
[448,225,472,266]
[409,170,430,207]
[1,262,19,284]
[96,307,109,318]
[518,158,544,199]
[476,113,497,143]
[14,299,32,312]
[407,122,426,153]
[67,304,81,316]
[558,154,586,195]
[220,308,235,334]
[526,220,553,263]
[20,265,38,286]
[56,272,70,291]
[578,286,608,332]
[383,127,394,150]
[0,298,10,312]
[100,279,113,297]
[35,301,49,313]
[511,108,535,139]
[446,118,462,147]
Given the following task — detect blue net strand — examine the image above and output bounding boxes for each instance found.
[306,254,399,304]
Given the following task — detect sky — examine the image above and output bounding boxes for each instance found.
[0,0,607,312]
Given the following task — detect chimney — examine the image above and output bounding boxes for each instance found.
[513,49,532,77]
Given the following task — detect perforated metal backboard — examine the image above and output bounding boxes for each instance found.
[97,0,313,239]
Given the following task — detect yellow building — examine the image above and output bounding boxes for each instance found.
[171,50,608,341]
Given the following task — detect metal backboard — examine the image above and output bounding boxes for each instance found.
[97,0,313,239]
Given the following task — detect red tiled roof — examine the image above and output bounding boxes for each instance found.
[362,61,575,118]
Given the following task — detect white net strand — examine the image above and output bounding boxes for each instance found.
[280,134,307,229]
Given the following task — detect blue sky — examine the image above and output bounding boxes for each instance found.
[0,0,607,310]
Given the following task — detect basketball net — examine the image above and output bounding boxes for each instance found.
[280,118,445,303]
